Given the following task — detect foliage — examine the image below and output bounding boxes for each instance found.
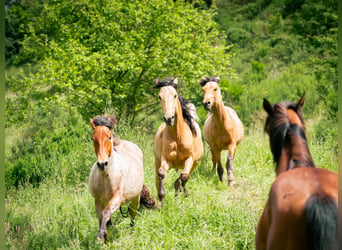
[5,104,92,189]
[6,0,233,125]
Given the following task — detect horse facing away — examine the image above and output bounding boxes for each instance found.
[88,115,156,243]
[255,96,338,250]
[199,77,244,186]
[154,78,203,203]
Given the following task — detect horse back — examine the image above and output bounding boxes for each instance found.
[267,167,337,249]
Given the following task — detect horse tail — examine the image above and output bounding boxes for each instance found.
[305,194,337,250]
[140,185,157,209]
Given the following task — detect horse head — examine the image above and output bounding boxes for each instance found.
[199,76,221,111]
[263,94,311,170]
[90,115,117,171]
[154,78,179,126]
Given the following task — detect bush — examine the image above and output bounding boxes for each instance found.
[5,103,93,189]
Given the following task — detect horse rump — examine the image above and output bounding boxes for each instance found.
[305,194,337,250]
[140,185,157,209]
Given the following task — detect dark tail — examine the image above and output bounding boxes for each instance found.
[140,185,157,209]
[305,194,337,250]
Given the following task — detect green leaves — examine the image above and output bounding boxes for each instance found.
[6,0,233,125]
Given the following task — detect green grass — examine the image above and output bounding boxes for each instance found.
[5,123,337,249]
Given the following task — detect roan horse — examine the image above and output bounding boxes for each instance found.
[255,96,338,250]
[154,78,203,203]
[88,115,156,243]
[199,76,244,186]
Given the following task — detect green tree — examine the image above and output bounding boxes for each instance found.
[6,0,233,125]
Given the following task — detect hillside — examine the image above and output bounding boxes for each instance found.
[5,0,338,248]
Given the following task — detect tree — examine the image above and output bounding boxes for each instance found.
[6,0,234,125]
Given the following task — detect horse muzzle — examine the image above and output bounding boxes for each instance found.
[163,116,175,126]
[202,101,211,111]
[97,161,108,171]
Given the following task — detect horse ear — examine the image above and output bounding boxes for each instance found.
[297,93,305,108]
[90,119,96,129]
[263,98,274,115]
[154,78,159,85]
[173,78,178,85]
[214,76,220,83]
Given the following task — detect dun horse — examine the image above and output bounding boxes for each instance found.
[199,77,244,186]
[154,78,203,203]
[88,115,156,243]
[255,96,338,250]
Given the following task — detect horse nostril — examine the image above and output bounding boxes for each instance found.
[104,161,108,166]
[97,161,105,170]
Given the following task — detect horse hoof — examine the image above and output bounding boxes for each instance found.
[228,180,236,187]
[183,189,189,197]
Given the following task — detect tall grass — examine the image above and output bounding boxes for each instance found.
[6,120,336,250]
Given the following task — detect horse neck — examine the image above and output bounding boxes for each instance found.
[168,98,186,141]
[276,127,315,175]
[212,97,228,125]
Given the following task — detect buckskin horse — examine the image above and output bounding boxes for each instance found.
[88,115,156,243]
[255,96,338,250]
[153,78,203,203]
[199,76,244,186]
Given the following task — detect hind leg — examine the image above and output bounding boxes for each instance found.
[211,149,223,182]
[129,196,140,227]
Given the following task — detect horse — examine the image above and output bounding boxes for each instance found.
[199,76,244,186]
[255,96,338,250]
[88,115,156,243]
[153,78,204,203]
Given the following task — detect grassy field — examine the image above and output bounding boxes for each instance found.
[5,122,337,249]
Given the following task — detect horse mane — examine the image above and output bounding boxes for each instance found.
[178,96,198,137]
[92,115,117,129]
[153,78,178,90]
[265,102,314,169]
[199,76,220,87]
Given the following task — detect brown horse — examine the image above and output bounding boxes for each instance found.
[199,77,244,186]
[154,78,203,203]
[88,115,156,243]
[255,96,338,250]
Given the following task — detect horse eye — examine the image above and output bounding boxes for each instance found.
[174,95,177,98]
[158,96,161,100]
[109,136,112,141]
[214,88,217,91]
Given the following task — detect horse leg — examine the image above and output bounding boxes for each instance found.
[157,158,169,203]
[174,177,182,196]
[129,196,140,227]
[95,200,104,228]
[179,156,194,197]
[212,149,223,182]
[255,200,271,250]
[227,142,236,186]
[210,148,217,175]
[97,195,121,243]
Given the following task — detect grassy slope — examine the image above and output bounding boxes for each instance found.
[5,123,337,249]
[5,0,337,249]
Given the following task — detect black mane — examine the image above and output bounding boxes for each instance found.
[154,78,178,90]
[92,115,117,130]
[199,76,220,87]
[178,96,197,137]
[265,102,313,168]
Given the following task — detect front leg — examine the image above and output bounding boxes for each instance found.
[97,194,121,243]
[227,142,237,186]
[179,156,193,197]
[157,157,170,203]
